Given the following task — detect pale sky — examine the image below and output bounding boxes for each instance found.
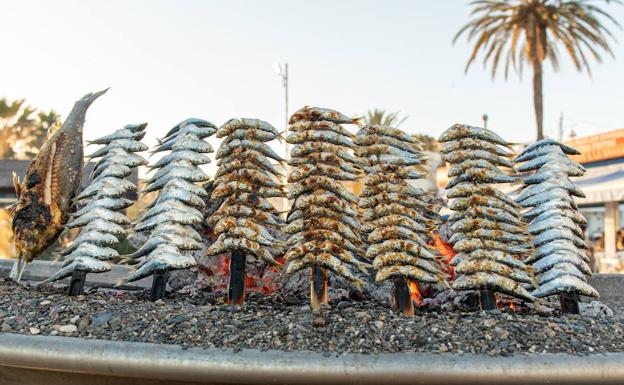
[2,0,623,152]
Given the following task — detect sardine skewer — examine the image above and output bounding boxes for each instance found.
[438,124,536,309]
[43,121,148,292]
[284,107,364,311]
[514,138,599,313]
[358,124,443,316]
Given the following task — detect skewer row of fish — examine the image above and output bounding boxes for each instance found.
[284,106,367,288]
[118,118,217,284]
[357,124,445,287]
[205,118,284,266]
[439,124,537,302]
[514,139,599,299]
[43,123,148,283]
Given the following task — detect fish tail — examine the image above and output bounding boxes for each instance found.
[438,275,451,289]
[4,203,17,215]
[117,256,132,265]
[352,278,365,291]
[11,171,21,199]
[10,255,28,283]
[39,267,72,285]
[276,130,287,142]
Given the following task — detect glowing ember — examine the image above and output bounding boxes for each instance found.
[197,253,281,295]
[496,297,516,312]
[433,234,456,279]
[408,280,424,306]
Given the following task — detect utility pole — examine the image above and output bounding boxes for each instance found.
[273,62,289,212]
[558,112,564,141]
[273,62,289,158]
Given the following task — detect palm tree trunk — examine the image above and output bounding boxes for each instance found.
[532,59,544,140]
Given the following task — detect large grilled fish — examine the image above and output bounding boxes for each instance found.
[9,89,108,281]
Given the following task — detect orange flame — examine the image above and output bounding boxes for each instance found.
[496,297,516,312]
[201,254,280,295]
[408,280,424,306]
[432,234,456,279]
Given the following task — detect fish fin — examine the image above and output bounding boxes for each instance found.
[49,134,65,205]
[12,171,22,199]
[43,142,56,205]
[115,277,129,287]
[4,203,17,215]
[275,130,287,143]
[9,256,27,283]
[46,121,62,139]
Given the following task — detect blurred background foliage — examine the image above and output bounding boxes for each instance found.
[0,97,60,159]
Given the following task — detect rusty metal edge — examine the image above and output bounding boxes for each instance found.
[0,333,623,385]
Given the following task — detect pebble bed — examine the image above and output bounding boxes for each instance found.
[1,280,623,356]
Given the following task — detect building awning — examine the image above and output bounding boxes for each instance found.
[576,163,624,205]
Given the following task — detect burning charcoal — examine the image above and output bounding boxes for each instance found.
[284,106,365,311]
[514,139,599,314]
[438,124,536,310]
[42,123,148,295]
[205,118,283,305]
[356,124,445,317]
[119,119,216,300]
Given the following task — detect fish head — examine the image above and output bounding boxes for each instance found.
[124,122,148,132]
[60,88,109,136]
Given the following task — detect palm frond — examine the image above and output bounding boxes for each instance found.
[454,0,621,79]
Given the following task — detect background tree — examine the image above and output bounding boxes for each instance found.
[412,133,439,152]
[0,97,60,159]
[454,0,621,140]
[364,109,408,127]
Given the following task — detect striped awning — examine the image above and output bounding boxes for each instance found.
[575,163,624,205]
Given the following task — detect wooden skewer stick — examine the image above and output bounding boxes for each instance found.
[392,277,415,317]
[559,291,580,314]
[67,270,87,296]
[228,250,247,305]
[479,289,497,311]
[310,264,328,311]
[150,270,168,302]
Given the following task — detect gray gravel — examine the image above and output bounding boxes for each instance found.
[1,279,623,356]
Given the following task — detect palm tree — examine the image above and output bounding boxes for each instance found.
[0,97,60,158]
[364,108,409,127]
[454,0,621,140]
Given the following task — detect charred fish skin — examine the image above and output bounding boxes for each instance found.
[514,138,599,300]
[288,106,359,125]
[284,107,366,289]
[120,118,216,282]
[358,124,445,292]
[438,124,536,302]
[10,89,109,281]
[206,117,283,267]
[44,122,147,283]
